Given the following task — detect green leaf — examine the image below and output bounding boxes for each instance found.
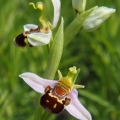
[79,90,114,108]
[64,6,98,47]
[44,17,64,79]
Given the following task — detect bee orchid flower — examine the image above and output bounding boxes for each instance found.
[19,67,92,120]
[14,0,60,47]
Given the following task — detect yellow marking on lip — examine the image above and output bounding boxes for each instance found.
[23,32,27,36]
[48,92,63,104]
[46,100,49,103]
[53,103,57,108]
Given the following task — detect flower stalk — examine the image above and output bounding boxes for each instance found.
[64,6,98,47]
[44,17,64,79]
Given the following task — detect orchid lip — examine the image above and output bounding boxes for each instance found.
[19,72,92,120]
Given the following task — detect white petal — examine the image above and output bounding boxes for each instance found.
[27,31,52,46]
[51,0,61,28]
[19,72,57,94]
[66,89,92,120]
[23,24,38,31]
[23,24,52,46]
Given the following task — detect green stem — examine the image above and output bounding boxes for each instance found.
[34,18,64,120]
[42,111,54,120]
[64,6,98,47]
[44,18,64,79]
[34,95,43,120]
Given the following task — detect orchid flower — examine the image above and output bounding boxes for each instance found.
[14,0,60,47]
[19,66,92,120]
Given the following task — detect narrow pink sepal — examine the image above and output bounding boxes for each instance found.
[19,72,57,94]
[66,89,92,120]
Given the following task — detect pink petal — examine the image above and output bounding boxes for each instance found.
[19,72,57,94]
[51,0,61,28]
[66,89,92,120]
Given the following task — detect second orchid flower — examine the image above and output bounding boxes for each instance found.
[14,0,60,47]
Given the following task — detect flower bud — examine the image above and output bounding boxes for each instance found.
[72,0,86,13]
[83,6,116,32]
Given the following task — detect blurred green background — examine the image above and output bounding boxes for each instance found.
[0,0,120,120]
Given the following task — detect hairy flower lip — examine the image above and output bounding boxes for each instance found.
[19,72,92,120]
